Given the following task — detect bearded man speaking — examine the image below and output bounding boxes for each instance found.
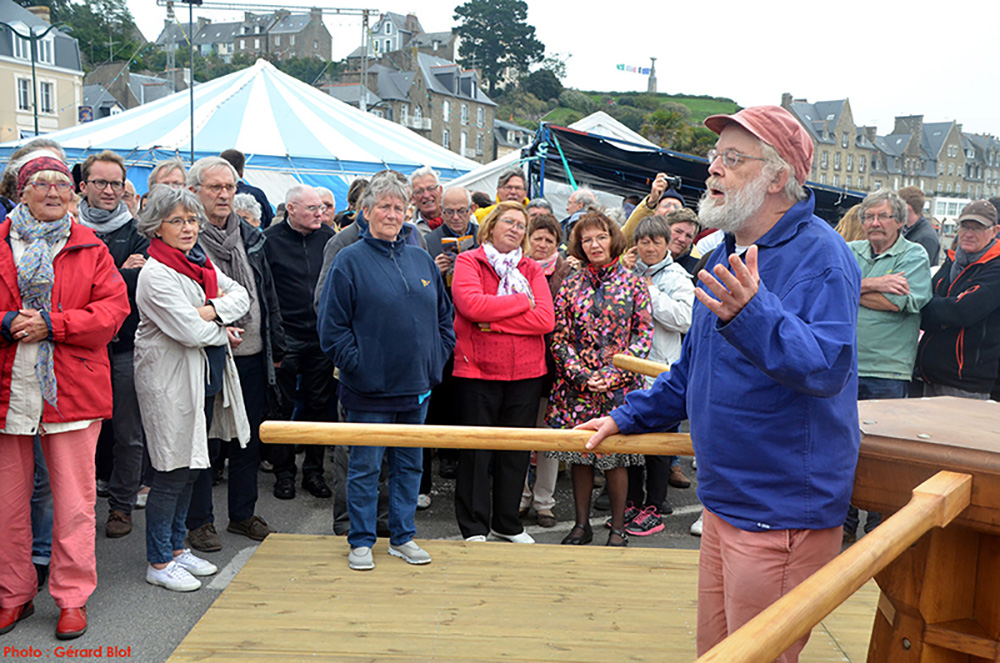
[579,106,861,663]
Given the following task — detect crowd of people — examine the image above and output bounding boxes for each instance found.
[1,104,999,662]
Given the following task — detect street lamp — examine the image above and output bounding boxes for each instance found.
[0,21,64,136]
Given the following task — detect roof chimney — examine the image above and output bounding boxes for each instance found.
[26,6,51,23]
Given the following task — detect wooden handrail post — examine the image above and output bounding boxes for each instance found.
[612,353,670,378]
[695,470,972,663]
[259,422,694,457]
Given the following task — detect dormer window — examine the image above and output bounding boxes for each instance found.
[385,22,392,35]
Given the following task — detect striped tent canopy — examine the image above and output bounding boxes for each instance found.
[0,59,477,208]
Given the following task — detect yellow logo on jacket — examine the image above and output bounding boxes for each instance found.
[421,279,430,287]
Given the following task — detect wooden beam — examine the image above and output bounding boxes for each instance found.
[259,421,694,456]
[612,353,670,378]
[695,470,972,663]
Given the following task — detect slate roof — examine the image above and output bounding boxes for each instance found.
[194,21,242,47]
[0,0,81,71]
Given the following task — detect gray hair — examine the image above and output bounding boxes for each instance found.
[634,215,671,242]
[360,170,410,211]
[147,158,187,190]
[497,168,526,190]
[187,156,238,189]
[285,184,314,206]
[859,188,908,227]
[573,188,598,207]
[233,193,262,221]
[409,165,439,186]
[136,186,206,238]
[443,186,471,207]
[526,198,552,213]
[759,141,807,203]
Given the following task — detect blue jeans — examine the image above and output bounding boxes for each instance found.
[145,467,197,564]
[345,402,428,549]
[31,435,53,565]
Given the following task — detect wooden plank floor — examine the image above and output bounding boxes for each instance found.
[169,534,878,662]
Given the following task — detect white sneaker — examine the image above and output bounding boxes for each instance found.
[146,561,201,592]
[690,513,703,537]
[134,486,150,509]
[491,529,535,544]
[388,540,432,565]
[464,535,487,542]
[173,549,218,576]
[349,546,374,571]
[417,494,431,510]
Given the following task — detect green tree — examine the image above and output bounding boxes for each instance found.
[29,0,144,71]
[640,109,691,149]
[276,57,343,86]
[558,89,597,114]
[522,68,562,102]
[454,0,544,96]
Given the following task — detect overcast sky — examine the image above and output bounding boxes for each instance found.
[128,0,1000,137]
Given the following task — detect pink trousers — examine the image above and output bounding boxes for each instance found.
[697,509,842,662]
[0,422,101,609]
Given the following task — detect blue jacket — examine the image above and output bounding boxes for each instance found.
[611,192,862,532]
[318,229,455,398]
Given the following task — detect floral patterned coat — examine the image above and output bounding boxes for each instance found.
[545,261,653,468]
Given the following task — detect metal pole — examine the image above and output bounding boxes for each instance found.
[29,30,38,135]
[189,0,194,164]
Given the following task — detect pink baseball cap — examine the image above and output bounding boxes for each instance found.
[704,105,813,186]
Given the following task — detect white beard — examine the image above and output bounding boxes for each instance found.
[698,172,770,233]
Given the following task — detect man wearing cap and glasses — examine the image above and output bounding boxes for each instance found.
[578,105,862,662]
[916,200,1000,400]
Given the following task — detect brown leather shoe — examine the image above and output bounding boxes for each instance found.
[106,510,133,538]
[536,510,557,528]
[56,606,87,640]
[0,600,34,635]
[227,515,273,541]
[668,465,691,489]
[188,523,222,552]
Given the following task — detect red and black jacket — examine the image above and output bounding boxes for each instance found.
[917,241,1000,393]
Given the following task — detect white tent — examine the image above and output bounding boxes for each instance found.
[0,59,478,209]
[450,111,658,215]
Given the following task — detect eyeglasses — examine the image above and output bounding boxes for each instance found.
[443,207,469,217]
[201,183,237,195]
[412,186,439,197]
[707,148,767,169]
[87,179,125,191]
[301,204,329,214]
[501,183,525,192]
[581,234,610,245]
[27,181,73,192]
[862,212,895,223]
[161,217,200,227]
[497,216,526,231]
[959,221,994,232]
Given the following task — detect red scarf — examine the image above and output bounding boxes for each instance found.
[148,238,218,301]
[426,216,443,230]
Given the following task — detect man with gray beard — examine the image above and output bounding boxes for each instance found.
[579,106,862,662]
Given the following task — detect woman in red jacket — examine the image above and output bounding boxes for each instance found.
[0,155,129,640]
[451,201,555,543]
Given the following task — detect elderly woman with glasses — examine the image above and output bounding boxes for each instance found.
[133,186,250,593]
[450,201,555,544]
[547,211,652,547]
[0,154,129,640]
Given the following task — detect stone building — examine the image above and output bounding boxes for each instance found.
[781,94,875,191]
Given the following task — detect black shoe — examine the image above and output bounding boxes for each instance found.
[273,477,296,500]
[660,501,674,516]
[302,474,332,498]
[606,527,629,547]
[212,468,224,486]
[35,563,49,591]
[438,460,457,480]
[593,488,611,512]
[560,523,593,545]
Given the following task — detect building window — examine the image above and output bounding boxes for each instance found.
[385,22,392,35]
[39,81,53,114]
[275,35,281,46]
[37,38,53,64]
[414,105,423,122]
[442,127,450,148]
[841,133,848,148]
[948,164,954,176]
[476,133,483,155]
[443,100,450,121]
[833,174,840,188]
[399,104,408,124]
[460,130,468,155]
[821,151,828,168]
[845,176,851,188]
[873,180,882,190]
[254,38,260,49]
[477,107,484,128]
[857,176,864,189]
[461,104,468,126]
[859,157,865,173]
[290,35,295,45]
[13,33,29,60]
[313,40,318,50]
[947,183,952,192]
[834,152,841,170]
[16,78,31,112]
[384,39,391,53]
[846,154,853,172]
[819,173,826,185]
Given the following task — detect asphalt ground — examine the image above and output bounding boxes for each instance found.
[2,453,705,663]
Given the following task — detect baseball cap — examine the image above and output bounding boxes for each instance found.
[704,105,813,186]
[958,200,998,227]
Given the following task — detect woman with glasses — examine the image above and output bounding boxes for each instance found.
[132,186,250,592]
[547,211,652,547]
[0,154,129,639]
[450,201,555,543]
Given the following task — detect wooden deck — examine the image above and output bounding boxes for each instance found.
[169,534,878,662]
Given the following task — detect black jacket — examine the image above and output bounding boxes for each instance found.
[262,221,335,345]
[903,216,941,267]
[97,220,148,353]
[918,241,1000,393]
[241,220,286,383]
